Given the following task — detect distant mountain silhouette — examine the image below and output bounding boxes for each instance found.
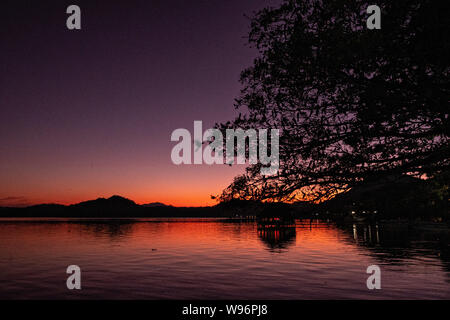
[0,195,221,218]
[142,202,170,208]
[72,195,138,210]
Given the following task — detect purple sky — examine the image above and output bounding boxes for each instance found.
[0,0,282,207]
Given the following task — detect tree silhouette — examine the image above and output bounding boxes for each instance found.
[218,0,449,202]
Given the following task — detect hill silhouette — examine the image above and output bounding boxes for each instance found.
[0,177,447,220]
[320,175,449,220]
[71,195,139,214]
[0,195,219,218]
[142,202,170,208]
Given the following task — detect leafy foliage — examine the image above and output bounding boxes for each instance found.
[217,0,449,202]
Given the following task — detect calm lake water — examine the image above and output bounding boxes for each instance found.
[0,218,449,299]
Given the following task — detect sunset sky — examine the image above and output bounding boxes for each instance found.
[0,0,281,207]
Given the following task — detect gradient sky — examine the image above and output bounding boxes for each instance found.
[0,0,281,207]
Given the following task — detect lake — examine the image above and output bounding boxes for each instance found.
[0,218,449,299]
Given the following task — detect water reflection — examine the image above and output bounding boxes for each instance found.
[340,222,450,273]
[78,222,135,240]
[257,227,296,251]
[0,218,449,299]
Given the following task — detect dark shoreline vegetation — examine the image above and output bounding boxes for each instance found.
[0,175,448,223]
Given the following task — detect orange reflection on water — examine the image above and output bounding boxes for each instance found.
[1,219,449,299]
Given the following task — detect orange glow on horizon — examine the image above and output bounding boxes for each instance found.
[20,192,219,208]
[0,162,248,207]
